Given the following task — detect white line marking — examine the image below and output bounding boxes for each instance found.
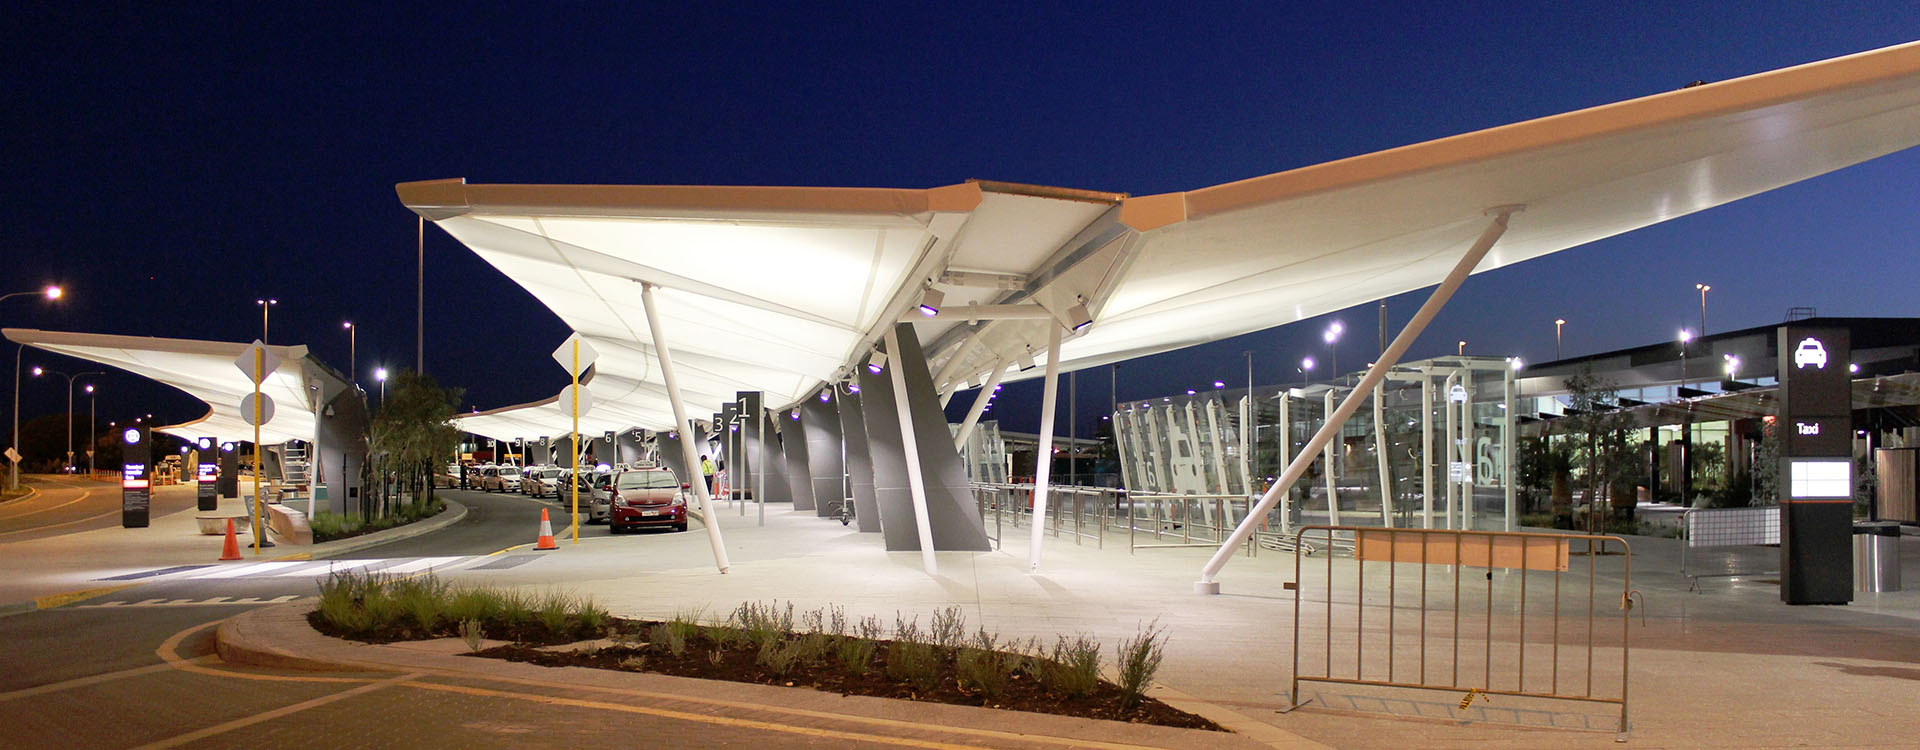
[190,562,311,579]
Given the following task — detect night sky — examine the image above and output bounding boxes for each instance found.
[7,3,1919,441]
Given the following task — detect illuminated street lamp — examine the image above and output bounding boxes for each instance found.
[1323,321,1344,379]
[256,298,277,344]
[85,384,96,476]
[1554,318,1566,359]
[375,367,388,405]
[1298,356,1315,387]
[1677,329,1693,393]
[33,367,103,473]
[342,321,356,382]
[1695,283,1711,335]
[6,285,62,490]
[1457,340,1466,356]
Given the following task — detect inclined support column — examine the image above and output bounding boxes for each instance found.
[1197,207,1520,592]
[1027,324,1065,573]
[640,283,730,574]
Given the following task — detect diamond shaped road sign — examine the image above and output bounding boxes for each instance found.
[234,341,283,385]
[551,333,599,377]
[5,447,19,463]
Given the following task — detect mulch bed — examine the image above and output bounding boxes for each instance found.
[309,609,1220,731]
[470,634,1222,731]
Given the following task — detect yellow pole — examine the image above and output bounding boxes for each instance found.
[252,348,263,555]
[570,338,580,543]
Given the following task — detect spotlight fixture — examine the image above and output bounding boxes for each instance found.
[1018,347,1037,371]
[819,391,831,403]
[1066,298,1092,332]
[918,287,944,316]
[867,349,887,374]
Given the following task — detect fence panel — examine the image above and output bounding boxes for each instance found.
[1290,526,1635,734]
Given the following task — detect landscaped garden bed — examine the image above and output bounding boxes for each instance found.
[310,571,1222,731]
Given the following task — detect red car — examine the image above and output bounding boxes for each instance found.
[607,468,690,533]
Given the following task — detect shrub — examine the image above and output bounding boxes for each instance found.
[1114,621,1167,711]
[955,633,1018,700]
[759,640,802,676]
[650,623,686,657]
[884,641,941,692]
[1035,635,1101,697]
[458,618,485,652]
[536,593,574,636]
[837,634,875,675]
[929,606,967,650]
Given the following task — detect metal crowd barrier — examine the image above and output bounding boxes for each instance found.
[1680,506,1780,590]
[1288,525,1637,735]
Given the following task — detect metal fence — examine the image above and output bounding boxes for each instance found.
[1289,525,1637,734]
[1680,506,1780,590]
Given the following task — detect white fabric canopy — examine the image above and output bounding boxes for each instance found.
[4,329,333,446]
[409,40,1920,439]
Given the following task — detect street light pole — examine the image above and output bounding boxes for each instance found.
[34,368,102,473]
[1554,318,1565,360]
[343,321,355,381]
[1695,283,1711,335]
[1323,321,1343,381]
[5,285,61,490]
[256,299,277,344]
[85,384,95,477]
[1678,329,1692,394]
[375,367,388,407]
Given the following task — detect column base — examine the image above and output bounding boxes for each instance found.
[1194,580,1220,595]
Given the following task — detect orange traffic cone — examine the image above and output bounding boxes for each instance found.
[534,508,558,551]
[219,518,243,561]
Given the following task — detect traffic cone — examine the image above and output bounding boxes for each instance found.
[219,518,243,561]
[534,508,558,551]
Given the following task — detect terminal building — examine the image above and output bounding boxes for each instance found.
[1110,316,1920,536]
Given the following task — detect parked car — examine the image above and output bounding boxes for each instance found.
[477,464,522,493]
[607,467,689,533]
[522,467,563,497]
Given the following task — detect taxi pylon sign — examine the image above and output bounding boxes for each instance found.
[219,518,243,561]
[534,508,558,551]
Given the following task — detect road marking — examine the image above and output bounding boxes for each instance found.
[80,595,297,608]
[189,561,314,579]
[402,679,1003,750]
[32,583,138,609]
[153,617,379,685]
[0,489,93,521]
[0,505,122,539]
[0,661,186,704]
[379,556,466,575]
[133,671,420,749]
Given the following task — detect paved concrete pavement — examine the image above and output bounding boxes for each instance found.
[13,479,1920,747]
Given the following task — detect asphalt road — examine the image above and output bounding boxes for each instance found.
[0,475,199,543]
[343,486,614,559]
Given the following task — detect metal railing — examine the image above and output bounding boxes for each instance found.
[1289,525,1637,734]
[1680,506,1780,590]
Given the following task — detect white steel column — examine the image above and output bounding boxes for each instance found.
[1203,400,1230,494]
[1322,388,1341,526]
[1463,368,1477,531]
[1277,392,1292,535]
[1502,364,1517,532]
[1421,376,1434,529]
[1026,324,1064,573]
[953,361,1008,450]
[640,283,730,574]
[1374,383,1392,527]
[883,326,940,575]
[1443,370,1459,530]
[1238,395,1252,496]
[1196,207,1520,592]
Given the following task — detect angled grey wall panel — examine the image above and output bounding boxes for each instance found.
[836,389,882,533]
[616,430,645,465]
[888,324,991,551]
[758,412,793,504]
[734,393,763,500]
[857,364,920,550]
[801,397,845,518]
[780,413,816,511]
[656,430,692,487]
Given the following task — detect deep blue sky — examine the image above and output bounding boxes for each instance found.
[6,2,1918,438]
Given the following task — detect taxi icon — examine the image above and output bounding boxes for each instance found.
[1793,338,1828,369]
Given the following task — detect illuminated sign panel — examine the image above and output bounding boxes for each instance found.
[121,426,151,527]
[1789,459,1851,499]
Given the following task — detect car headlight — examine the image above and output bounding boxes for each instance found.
[672,493,687,507]
[613,494,627,508]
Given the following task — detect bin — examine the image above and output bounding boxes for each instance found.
[1853,521,1903,593]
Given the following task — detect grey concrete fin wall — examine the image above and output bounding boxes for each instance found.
[836,389,882,533]
[801,397,845,517]
[780,415,816,511]
[887,324,991,551]
[857,364,920,550]
[757,412,793,503]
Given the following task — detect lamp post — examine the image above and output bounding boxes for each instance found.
[33,367,103,473]
[375,367,388,406]
[342,321,355,382]
[1299,356,1314,387]
[256,298,277,344]
[1695,283,1711,335]
[1677,329,1692,394]
[1458,340,1466,356]
[1554,318,1566,360]
[85,384,95,477]
[1323,321,1343,380]
[5,285,60,490]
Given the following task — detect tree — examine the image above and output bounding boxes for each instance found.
[366,369,462,514]
[1558,368,1639,532]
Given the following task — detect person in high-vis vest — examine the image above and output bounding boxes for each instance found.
[700,455,717,494]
